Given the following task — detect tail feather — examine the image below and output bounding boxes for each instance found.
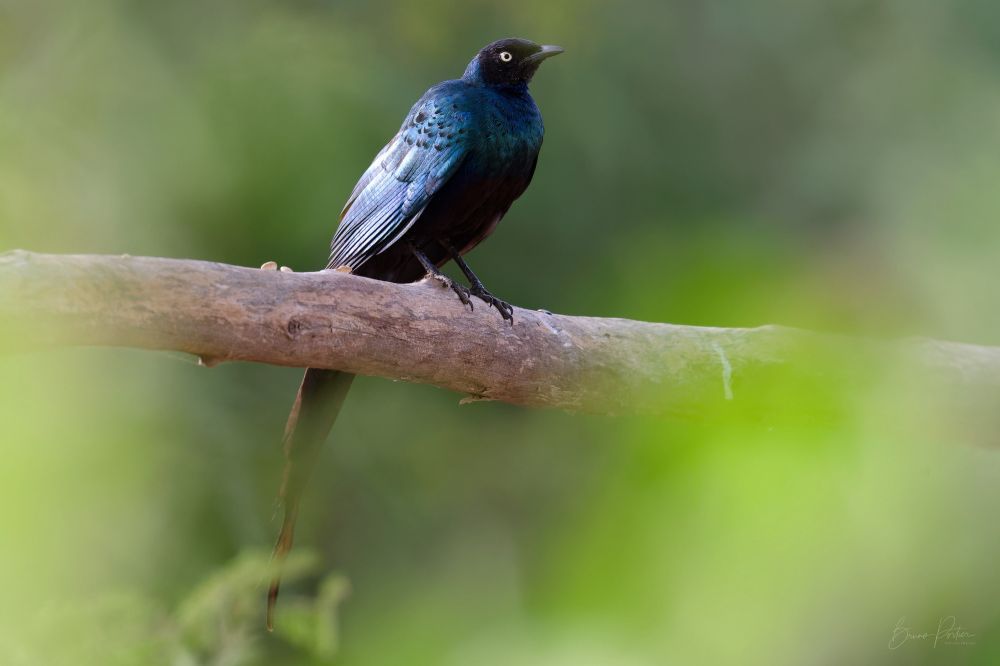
[266,368,355,631]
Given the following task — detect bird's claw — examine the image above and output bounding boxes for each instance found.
[470,284,514,324]
[427,274,511,323]
[261,261,294,272]
[429,273,474,310]
[452,283,474,309]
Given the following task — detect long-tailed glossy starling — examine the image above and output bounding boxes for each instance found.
[266,37,563,628]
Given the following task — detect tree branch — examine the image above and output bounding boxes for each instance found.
[2,250,999,425]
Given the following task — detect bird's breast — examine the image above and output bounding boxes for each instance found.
[470,92,543,163]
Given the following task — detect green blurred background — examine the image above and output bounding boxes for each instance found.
[1,1,999,664]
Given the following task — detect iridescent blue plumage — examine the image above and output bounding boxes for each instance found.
[328,38,560,283]
[328,85,472,271]
[267,38,562,629]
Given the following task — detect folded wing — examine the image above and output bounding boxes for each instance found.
[328,91,472,270]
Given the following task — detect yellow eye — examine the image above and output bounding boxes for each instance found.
[499,51,513,63]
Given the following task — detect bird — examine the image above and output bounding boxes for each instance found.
[265,38,563,630]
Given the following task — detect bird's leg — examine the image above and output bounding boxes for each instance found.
[409,244,473,310]
[440,241,514,323]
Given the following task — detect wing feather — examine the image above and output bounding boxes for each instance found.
[328,88,472,270]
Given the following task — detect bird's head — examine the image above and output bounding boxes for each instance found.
[462,38,564,88]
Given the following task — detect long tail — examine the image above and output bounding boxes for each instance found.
[266,368,355,631]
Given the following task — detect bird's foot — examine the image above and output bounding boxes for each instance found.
[469,282,514,324]
[428,273,474,311]
[260,261,294,272]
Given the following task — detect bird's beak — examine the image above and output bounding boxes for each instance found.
[526,44,565,64]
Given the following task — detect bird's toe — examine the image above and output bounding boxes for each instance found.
[470,286,514,324]
[451,283,474,309]
[429,273,474,309]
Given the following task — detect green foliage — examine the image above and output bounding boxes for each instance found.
[0,550,347,666]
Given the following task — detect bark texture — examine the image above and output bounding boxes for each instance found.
[2,250,998,424]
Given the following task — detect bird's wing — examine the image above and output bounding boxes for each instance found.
[328,92,472,270]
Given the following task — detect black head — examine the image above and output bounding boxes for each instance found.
[462,38,564,88]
